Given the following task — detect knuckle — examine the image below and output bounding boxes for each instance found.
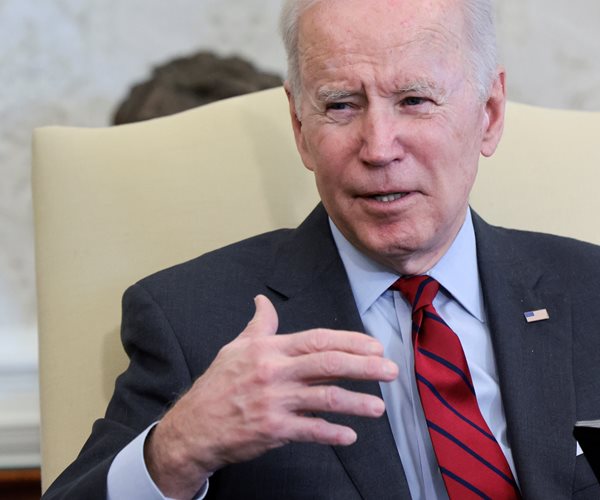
[323,385,341,411]
[303,419,325,442]
[320,351,342,376]
[261,412,284,437]
[253,360,278,384]
[307,330,330,352]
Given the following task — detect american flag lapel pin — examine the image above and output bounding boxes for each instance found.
[524,309,550,323]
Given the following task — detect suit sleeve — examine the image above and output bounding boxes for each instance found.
[42,283,194,499]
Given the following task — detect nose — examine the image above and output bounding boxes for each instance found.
[358,105,405,167]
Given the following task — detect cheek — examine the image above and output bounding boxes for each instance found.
[303,128,354,178]
[297,133,317,172]
[408,126,478,210]
[452,122,484,190]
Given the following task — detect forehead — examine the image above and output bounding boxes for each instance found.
[297,0,469,88]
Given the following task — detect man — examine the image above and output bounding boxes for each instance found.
[43,0,600,498]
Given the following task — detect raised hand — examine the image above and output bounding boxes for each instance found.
[145,295,398,499]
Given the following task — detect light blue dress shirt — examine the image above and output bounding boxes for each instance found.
[107,209,517,499]
[329,209,518,499]
[107,423,209,499]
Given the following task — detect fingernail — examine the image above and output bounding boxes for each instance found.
[341,428,357,444]
[368,341,383,355]
[371,399,385,415]
[384,361,397,376]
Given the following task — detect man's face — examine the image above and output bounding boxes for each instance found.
[288,0,505,275]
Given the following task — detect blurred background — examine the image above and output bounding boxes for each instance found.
[0,0,599,491]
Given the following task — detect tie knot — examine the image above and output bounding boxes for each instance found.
[391,275,439,311]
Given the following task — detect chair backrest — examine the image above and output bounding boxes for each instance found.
[32,86,600,489]
[475,102,600,242]
[32,87,318,489]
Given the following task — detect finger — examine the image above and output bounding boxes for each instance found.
[240,295,279,338]
[288,385,386,418]
[283,415,358,446]
[281,329,384,357]
[286,351,398,382]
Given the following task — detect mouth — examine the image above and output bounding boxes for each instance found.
[369,192,408,203]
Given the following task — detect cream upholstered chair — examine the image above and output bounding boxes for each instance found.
[33,87,317,490]
[33,86,600,490]
[475,103,600,241]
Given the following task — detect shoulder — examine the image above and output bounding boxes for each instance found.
[473,212,600,280]
[131,203,331,301]
[119,228,296,370]
[134,227,294,298]
[490,225,600,271]
[495,223,600,253]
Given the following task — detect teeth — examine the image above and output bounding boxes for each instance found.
[373,193,405,202]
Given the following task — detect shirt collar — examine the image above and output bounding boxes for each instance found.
[329,209,485,322]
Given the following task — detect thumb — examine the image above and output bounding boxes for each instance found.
[241,294,279,338]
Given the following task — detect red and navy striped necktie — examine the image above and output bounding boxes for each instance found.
[392,275,520,499]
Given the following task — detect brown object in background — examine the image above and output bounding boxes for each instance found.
[113,51,283,124]
[0,468,41,500]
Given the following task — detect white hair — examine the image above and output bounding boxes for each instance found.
[462,0,499,98]
[279,0,320,107]
[279,0,498,109]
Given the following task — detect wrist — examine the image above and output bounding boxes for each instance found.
[144,419,213,499]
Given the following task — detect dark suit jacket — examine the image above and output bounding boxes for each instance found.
[44,205,600,499]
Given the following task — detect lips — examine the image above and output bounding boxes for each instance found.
[370,192,407,202]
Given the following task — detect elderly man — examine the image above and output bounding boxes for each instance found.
[44,0,600,499]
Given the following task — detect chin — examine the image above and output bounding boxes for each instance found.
[358,227,444,270]
[358,235,422,263]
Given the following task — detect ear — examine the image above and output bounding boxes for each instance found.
[480,68,507,158]
[284,82,315,172]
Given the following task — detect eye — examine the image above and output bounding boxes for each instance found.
[326,102,352,111]
[323,101,357,122]
[402,96,428,106]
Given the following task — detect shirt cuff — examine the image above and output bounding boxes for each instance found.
[107,422,209,500]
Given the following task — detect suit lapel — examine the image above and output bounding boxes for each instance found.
[266,205,411,500]
[473,213,576,498]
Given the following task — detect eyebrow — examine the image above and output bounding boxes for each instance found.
[395,80,445,98]
[316,88,359,103]
[315,80,446,103]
